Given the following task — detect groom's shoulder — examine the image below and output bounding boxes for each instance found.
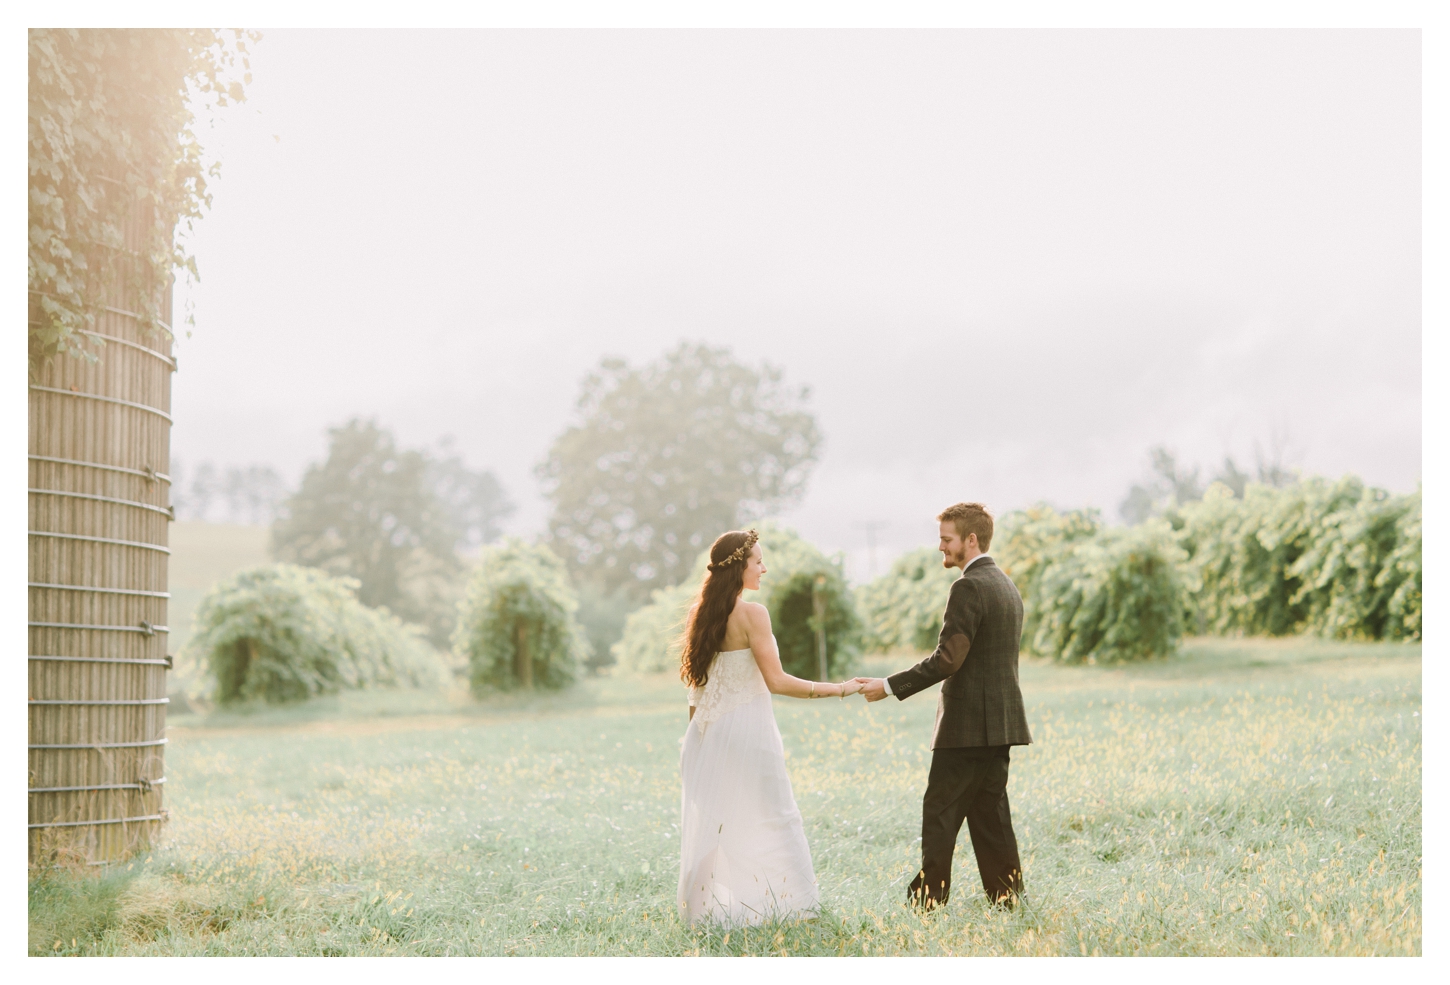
[977,558,1024,601]
[964,558,1018,595]
[958,557,999,585]
[947,570,982,604]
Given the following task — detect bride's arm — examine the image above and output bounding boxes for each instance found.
[743,603,859,699]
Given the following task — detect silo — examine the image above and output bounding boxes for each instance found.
[28,199,174,862]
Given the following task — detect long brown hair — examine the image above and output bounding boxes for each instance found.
[679,529,758,688]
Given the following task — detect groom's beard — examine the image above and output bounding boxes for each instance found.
[943,548,966,568]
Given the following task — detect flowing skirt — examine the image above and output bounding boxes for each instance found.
[677,692,819,925]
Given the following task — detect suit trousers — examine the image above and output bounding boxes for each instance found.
[908,746,1023,907]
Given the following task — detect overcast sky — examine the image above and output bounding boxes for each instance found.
[172,29,1421,582]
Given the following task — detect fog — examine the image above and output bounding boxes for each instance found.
[172,29,1421,582]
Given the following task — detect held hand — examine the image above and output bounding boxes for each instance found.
[854,677,888,703]
[838,680,864,698]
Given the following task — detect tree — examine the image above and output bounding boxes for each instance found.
[1120,442,1301,526]
[271,419,464,647]
[1253,430,1301,489]
[171,460,289,524]
[1119,446,1204,525]
[184,563,445,705]
[1210,457,1252,499]
[427,438,514,552]
[537,343,821,601]
[29,29,256,374]
[453,540,591,694]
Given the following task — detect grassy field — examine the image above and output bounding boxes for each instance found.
[29,637,1420,956]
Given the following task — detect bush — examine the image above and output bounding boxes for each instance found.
[612,579,695,673]
[1379,489,1422,641]
[856,547,958,654]
[995,504,1103,613]
[1017,519,1189,664]
[1180,479,1344,636]
[611,522,861,679]
[1288,483,1421,641]
[1177,477,1391,638]
[185,563,446,705]
[453,539,590,694]
[755,524,861,679]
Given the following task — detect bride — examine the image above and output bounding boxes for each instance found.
[677,529,864,926]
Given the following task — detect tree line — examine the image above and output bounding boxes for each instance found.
[191,327,1422,708]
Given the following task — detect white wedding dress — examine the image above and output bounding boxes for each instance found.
[677,642,819,925]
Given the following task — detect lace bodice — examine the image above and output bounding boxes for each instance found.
[688,645,770,732]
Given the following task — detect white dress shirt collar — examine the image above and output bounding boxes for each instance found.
[961,552,992,573]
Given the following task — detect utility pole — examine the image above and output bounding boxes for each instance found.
[854,521,888,581]
[813,574,828,680]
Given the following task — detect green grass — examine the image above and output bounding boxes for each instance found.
[29,637,1421,956]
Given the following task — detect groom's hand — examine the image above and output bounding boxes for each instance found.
[854,677,888,703]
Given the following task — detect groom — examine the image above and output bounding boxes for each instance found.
[854,502,1032,909]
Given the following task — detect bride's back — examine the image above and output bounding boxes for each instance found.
[718,599,764,653]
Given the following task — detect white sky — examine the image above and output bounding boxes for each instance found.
[171,29,1421,582]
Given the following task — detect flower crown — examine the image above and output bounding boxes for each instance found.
[707,529,759,572]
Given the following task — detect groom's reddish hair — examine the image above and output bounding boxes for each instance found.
[938,502,993,551]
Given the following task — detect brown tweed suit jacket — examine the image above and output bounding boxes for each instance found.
[886,556,1033,749]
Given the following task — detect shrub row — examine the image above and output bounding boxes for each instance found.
[858,509,1189,665]
[188,524,862,701]
[1179,478,1421,642]
[858,477,1422,665]
[188,476,1422,699]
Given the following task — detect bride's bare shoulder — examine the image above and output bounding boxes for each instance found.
[739,601,772,626]
[724,599,769,627]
